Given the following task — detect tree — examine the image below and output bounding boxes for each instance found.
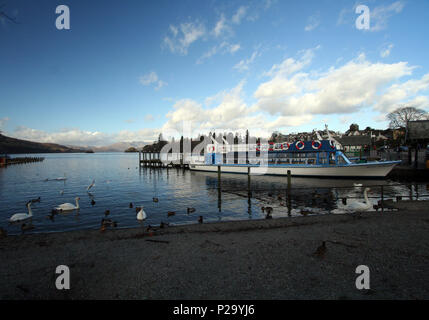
[387,106,428,142]
[349,124,359,132]
[0,4,19,24]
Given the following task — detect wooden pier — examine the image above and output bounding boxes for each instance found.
[139,151,189,169]
[0,156,45,166]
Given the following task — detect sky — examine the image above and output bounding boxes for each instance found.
[1,0,428,146]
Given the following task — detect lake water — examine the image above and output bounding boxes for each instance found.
[1,153,428,235]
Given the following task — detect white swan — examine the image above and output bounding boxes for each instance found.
[137,206,147,220]
[345,187,372,211]
[55,197,80,211]
[55,173,67,181]
[87,179,95,191]
[10,202,33,222]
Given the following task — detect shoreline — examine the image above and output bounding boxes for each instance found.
[1,208,429,299]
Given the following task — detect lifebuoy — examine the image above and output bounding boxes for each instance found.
[295,141,305,150]
[311,140,322,150]
[283,142,290,150]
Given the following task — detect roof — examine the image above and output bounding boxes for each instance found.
[337,135,371,146]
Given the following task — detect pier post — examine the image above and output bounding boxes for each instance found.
[287,170,291,216]
[218,165,221,212]
[381,185,384,214]
[247,167,251,215]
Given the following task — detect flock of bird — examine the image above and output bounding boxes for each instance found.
[8,177,202,233]
[7,173,376,235]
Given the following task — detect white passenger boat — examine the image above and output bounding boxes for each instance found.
[189,140,401,178]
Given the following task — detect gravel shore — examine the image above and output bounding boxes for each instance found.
[1,207,429,300]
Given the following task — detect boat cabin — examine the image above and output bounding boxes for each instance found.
[204,140,352,166]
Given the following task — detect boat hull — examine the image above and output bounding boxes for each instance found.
[189,161,400,178]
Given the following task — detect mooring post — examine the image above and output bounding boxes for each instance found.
[409,184,413,200]
[287,170,291,216]
[247,166,251,214]
[415,183,419,200]
[139,151,141,166]
[218,165,221,212]
[381,185,384,214]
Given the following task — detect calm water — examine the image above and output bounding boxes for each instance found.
[1,153,427,235]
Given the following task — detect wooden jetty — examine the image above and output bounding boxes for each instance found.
[0,156,45,166]
[139,151,188,169]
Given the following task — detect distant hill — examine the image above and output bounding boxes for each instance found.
[89,141,148,152]
[0,134,87,154]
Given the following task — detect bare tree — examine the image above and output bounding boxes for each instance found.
[0,3,19,24]
[387,105,428,142]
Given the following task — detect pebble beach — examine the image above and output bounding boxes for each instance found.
[1,204,429,300]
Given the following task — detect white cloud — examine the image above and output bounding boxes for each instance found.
[213,13,229,38]
[337,7,351,26]
[304,13,320,31]
[374,73,429,113]
[10,126,161,146]
[0,117,9,131]
[254,51,416,117]
[139,71,168,90]
[370,1,405,31]
[144,114,155,122]
[232,6,247,24]
[380,43,394,58]
[163,20,206,55]
[263,46,319,78]
[233,51,259,72]
[161,80,311,139]
[197,41,240,64]
[12,127,113,147]
[337,2,404,31]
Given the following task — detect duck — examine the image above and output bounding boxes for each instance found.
[313,241,327,259]
[160,221,169,228]
[101,218,117,228]
[167,211,176,217]
[187,207,196,214]
[30,197,41,204]
[153,197,159,203]
[54,197,80,212]
[137,206,147,220]
[46,210,57,221]
[9,202,33,222]
[0,227,7,238]
[21,223,35,232]
[300,209,311,216]
[264,206,273,215]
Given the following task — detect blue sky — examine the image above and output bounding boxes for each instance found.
[1,0,428,146]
